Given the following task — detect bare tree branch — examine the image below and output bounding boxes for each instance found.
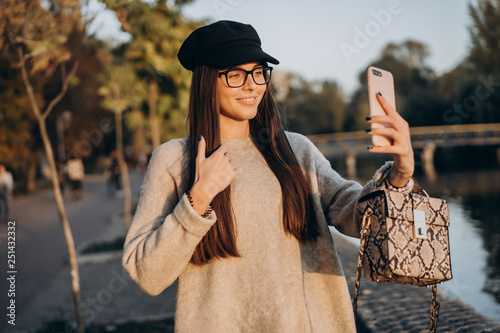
[42,59,80,120]
[15,47,43,120]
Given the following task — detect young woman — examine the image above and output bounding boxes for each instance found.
[123,20,415,332]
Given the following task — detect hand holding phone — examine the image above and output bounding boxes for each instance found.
[365,66,415,187]
[367,66,396,146]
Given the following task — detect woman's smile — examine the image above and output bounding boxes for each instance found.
[236,96,258,104]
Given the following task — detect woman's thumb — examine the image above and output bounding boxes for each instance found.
[196,134,206,161]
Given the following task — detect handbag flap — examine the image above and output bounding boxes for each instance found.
[383,190,450,227]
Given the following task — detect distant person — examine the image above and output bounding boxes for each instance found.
[108,151,122,197]
[66,157,85,200]
[137,152,148,175]
[0,164,14,221]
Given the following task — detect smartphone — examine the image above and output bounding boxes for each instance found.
[367,66,396,146]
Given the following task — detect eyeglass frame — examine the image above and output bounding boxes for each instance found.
[218,66,273,88]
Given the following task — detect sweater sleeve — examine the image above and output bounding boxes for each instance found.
[316,152,391,238]
[286,132,391,239]
[122,140,217,296]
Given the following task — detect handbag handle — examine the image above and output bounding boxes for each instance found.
[353,206,372,321]
[352,205,440,333]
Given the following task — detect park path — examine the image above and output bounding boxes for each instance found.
[0,170,144,332]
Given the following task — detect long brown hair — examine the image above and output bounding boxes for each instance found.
[187,64,319,265]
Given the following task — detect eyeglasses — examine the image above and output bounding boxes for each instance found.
[218,66,273,88]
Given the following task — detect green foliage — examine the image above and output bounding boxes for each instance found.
[98,63,145,114]
[80,236,125,254]
[23,35,72,75]
[279,73,345,135]
[344,87,369,131]
[382,40,430,71]
[436,62,476,102]
[468,0,500,74]
[0,0,90,191]
[99,0,202,143]
[400,86,448,127]
[34,317,175,333]
[0,48,37,170]
[458,0,500,124]
[346,39,451,129]
[2,0,82,78]
[431,0,500,126]
[0,86,36,168]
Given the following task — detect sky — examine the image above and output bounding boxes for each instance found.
[88,0,474,96]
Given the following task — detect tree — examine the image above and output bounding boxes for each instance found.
[96,0,202,231]
[382,40,430,72]
[98,62,145,229]
[279,72,345,135]
[100,0,201,149]
[1,0,86,331]
[0,28,111,193]
[464,0,500,123]
[0,54,37,192]
[400,86,449,127]
[468,0,500,74]
[346,39,446,129]
[344,86,369,131]
[434,0,500,126]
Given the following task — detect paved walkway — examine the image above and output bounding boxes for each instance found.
[0,171,144,333]
[8,214,177,332]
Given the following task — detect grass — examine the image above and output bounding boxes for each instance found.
[80,237,125,254]
[33,317,175,333]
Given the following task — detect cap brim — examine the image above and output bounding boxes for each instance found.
[203,47,279,69]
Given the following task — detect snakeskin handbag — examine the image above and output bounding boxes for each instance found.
[353,186,452,333]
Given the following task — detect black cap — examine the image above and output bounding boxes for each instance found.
[177,20,279,71]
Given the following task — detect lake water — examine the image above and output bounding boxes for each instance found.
[330,146,500,322]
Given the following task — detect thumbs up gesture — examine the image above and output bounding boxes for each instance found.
[188,135,239,215]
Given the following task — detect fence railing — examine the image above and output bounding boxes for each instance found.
[308,123,500,154]
[307,123,500,178]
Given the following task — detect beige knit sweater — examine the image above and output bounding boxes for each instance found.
[123,131,391,333]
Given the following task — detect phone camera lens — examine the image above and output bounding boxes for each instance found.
[372,70,382,77]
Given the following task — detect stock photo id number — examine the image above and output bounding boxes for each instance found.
[6,221,16,326]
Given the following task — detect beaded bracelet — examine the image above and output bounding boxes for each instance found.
[186,190,213,218]
[385,177,415,193]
